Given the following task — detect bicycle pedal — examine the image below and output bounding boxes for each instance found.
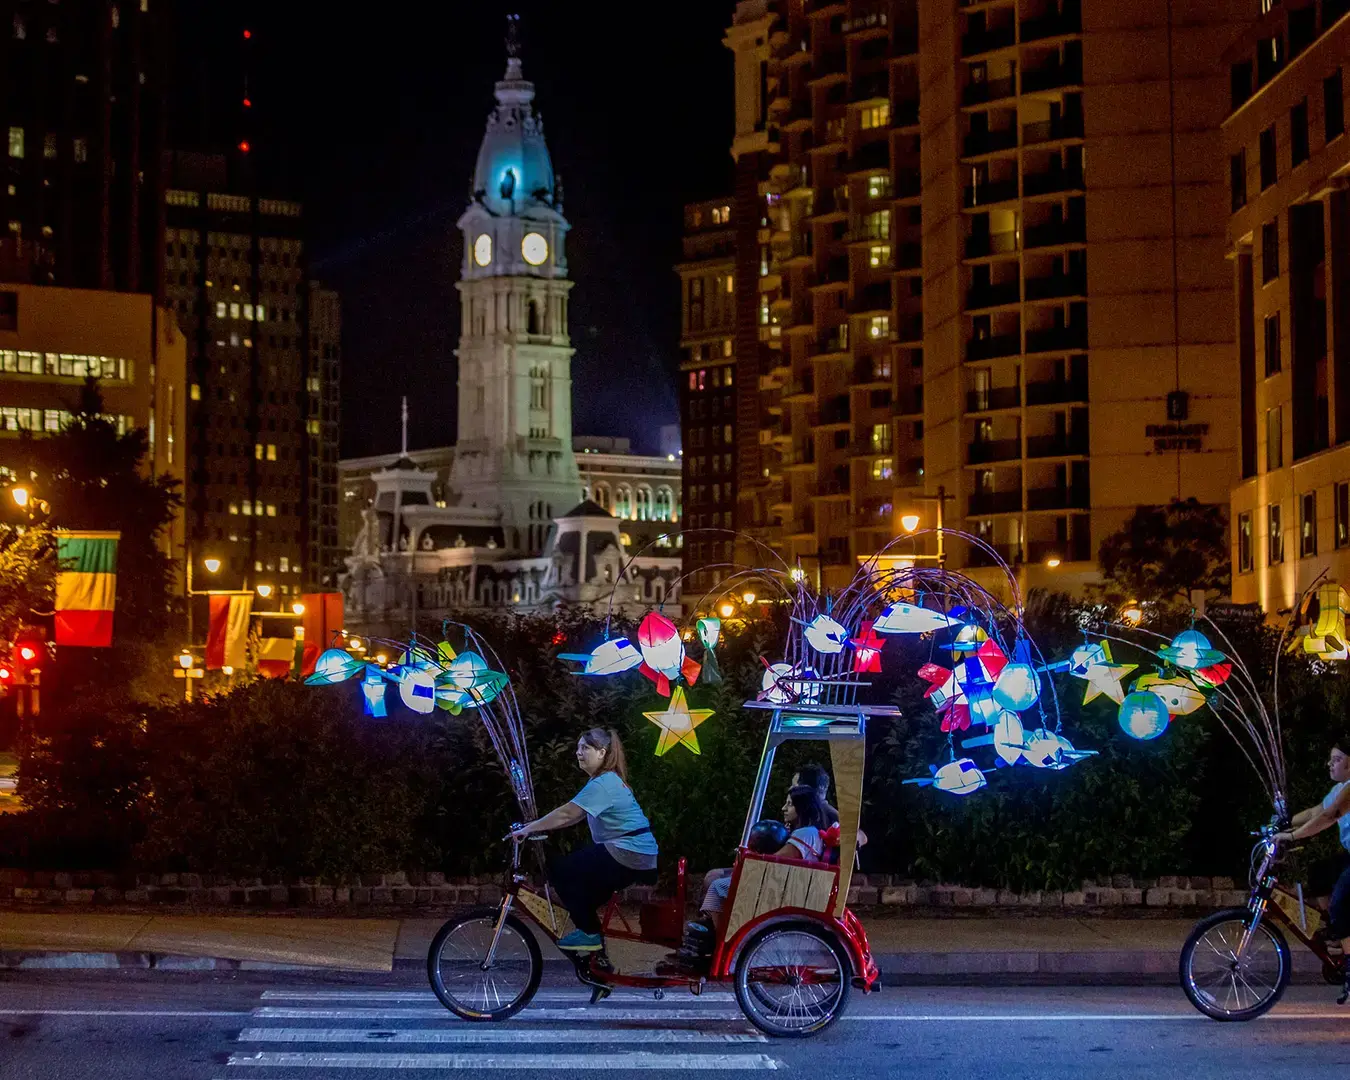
[589,985,611,1005]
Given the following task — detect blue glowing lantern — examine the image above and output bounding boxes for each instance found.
[1159,629,1225,671]
[803,613,848,655]
[305,648,364,685]
[361,667,389,718]
[1117,691,1171,740]
[967,690,1002,727]
[397,667,437,715]
[581,637,642,676]
[1068,641,1108,677]
[992,662,1040,712]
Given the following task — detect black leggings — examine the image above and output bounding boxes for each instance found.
[549,843,657,935]
[1330,860,1350,940]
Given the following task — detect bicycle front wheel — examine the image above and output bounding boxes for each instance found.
[428,906,542,1021]
[1179,907,1290,1021]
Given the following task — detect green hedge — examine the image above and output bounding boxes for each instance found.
[2,603,1345,889]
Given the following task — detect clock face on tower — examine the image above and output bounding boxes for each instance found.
[473,233,493,267]
[521,232,549,266]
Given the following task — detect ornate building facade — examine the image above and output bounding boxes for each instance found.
[340,33,681,635]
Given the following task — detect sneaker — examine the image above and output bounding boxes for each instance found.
[557,929,605,952]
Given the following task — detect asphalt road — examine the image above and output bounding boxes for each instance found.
[1,970,1349,1078]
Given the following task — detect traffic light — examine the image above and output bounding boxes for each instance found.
[11,632,44,679]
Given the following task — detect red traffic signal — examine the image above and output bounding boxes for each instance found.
[0,666,12,682]
[11,634,43,674]
[15,644,37,664]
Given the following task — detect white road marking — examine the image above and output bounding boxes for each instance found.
[844,1011,1350,1022]
[227,1050,781,1069]
[255,1006,745,1022]
[237,1027,766,1044]
[0,1009,250,1018]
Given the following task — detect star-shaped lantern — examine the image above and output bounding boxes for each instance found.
[1081,658,1138,705]
[643,686,715,756]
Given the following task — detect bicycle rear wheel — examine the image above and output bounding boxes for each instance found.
[1179,907,1290,1021]
[428,906,542,1021]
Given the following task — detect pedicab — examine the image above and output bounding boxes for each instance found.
[425,683,890,1037]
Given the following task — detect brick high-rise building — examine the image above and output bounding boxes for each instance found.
[161,153,341,609]
[1226,1,1350,613]
[0,0,168,292]
[707,0,1248,595]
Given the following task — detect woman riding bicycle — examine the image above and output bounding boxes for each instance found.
[1275,737,1350,973]
[508,727,657,952]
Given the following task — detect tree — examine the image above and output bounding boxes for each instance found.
[3,382,182,707]
[0,524,57,644]
[1095,498,1230,607]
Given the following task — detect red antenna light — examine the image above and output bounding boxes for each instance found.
[243,97,252,108]
[238,140,251,153]
[243,29,252,39]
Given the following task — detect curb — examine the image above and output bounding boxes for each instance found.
[3,948,1334,983]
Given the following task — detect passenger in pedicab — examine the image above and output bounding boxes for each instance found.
[793,762,868,864]
[672,783,830,967]
[507,728,658,952]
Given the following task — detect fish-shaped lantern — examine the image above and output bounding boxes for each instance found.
[1133,673,1207,716]
[904,758,987,796]
[803,613,849,655]
[873,602,961,635]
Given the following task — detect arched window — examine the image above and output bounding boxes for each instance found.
[593,482,610,510]
[654,486,673,522]
[613,484,633,519]
[635,486,653,521]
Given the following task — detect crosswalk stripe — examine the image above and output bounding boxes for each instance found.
[254,1006,743,1022]
[227,1050,781,1069]
[237,1027,766,1044]
[259,990,737,1004]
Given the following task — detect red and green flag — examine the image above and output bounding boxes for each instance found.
[54,531,120,647]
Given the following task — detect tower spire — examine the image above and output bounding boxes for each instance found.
[401,396,409,456]
[505,13,521,59]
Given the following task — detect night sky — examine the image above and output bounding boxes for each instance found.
[171,2,735,457]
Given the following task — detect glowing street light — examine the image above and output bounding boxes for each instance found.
[742,591,757,605]
[1121,601,1144,626]
[11,487,29,509]
[1045,556,1062,569]
[291,601,305,615]
[203,557,222,574]
[255,584,273,599]
[718,601,736,619]
[900,512,921,533]
[178,650,193,669]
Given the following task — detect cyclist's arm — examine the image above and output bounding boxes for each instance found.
[512,802,586,837]
[1291,805,1321,828]
[1284,788,1350,842]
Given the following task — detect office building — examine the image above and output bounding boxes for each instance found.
[161,153,341,601]
[1226,0,1350,612]
[713,0,1247,595]
[0,0,168,292]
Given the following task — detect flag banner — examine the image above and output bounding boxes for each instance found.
[257,635,295,679]
[205,593,253,670]
[300,592,344,676]
[54,531,120,647]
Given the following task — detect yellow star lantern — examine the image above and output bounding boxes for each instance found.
[643,686,714,757]
[1082,659,1138,705]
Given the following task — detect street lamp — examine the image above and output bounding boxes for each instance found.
[1045,556,1062,569]
[184,555,222,645]
[178,650,193,670]
[900,512,921,533]
[203,557,222,574]
[256,583,273,599]
[175,649,204,702]
[11,487,28,509]
[741,591,756,605]
[291,600,305,615]
[718,601,735,619]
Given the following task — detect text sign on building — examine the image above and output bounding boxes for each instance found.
[1145,422,1209,452]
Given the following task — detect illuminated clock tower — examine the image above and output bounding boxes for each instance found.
[451,18,581,553]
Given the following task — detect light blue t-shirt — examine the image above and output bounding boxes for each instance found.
[571,770,658,871]
[1323,782,1350,852]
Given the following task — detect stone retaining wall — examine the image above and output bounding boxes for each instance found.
[0,869,1250,909]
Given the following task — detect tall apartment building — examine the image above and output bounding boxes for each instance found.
[677,198,738,591]
[161,153,341,605]
[0,0,168,293]
[713,0,1247,595]
[1226,0,1350,613]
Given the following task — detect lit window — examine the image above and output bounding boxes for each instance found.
[229,302,240,319]
[869,315,890,339]
[229,503,239,515]
[867,174,892,199]
[254,443,263,459]
[42,134,55,159]
[724,275,734,294]
[254,501,263,516]
[307,419,319,435]
[190,383,201,401]
[215,301,227,319]
[255,305,266,321]
[871,422,892,452]
[280,556,289,572]
[266,443,277,460]
[243,303,254,320]
[7,127,22,159]
[869,244,892,268]
[860,103,890,130]
[255,560,263,572]
[242,502,253,516]
[871,458,893,480]
[266,504,276,517]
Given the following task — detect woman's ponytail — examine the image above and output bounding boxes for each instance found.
[580,727,630,784]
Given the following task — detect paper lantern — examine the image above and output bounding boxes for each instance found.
[950,623,988,653]
[803,613,848,655]
[1068,641,1109,678]
[849,620,884,673]
[642,686,714,756]
[398,667,437,715]
[759,662,820,705]
[992,663,1040,711]
[1022,727,1063,768]
[1193,661,1231,687]
[696,617,721,651]
[1133,673,1207,716]
[1118,691,1171,740]
[904,758,987,796]
[361,667,388,718]
[441,651,508,708]
[1313,584,1350,647]
[1082,658,1137,705]
[992,709,1027,766]
[873,602,960,635]
[975,637,1010,681]
[1160,629,1224,671]
[638,612,684,673]
[578,637,642,676]
[967,689,1002,727]
[305,648,364,685]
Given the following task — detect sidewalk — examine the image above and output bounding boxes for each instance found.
[0,911,1328,982]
